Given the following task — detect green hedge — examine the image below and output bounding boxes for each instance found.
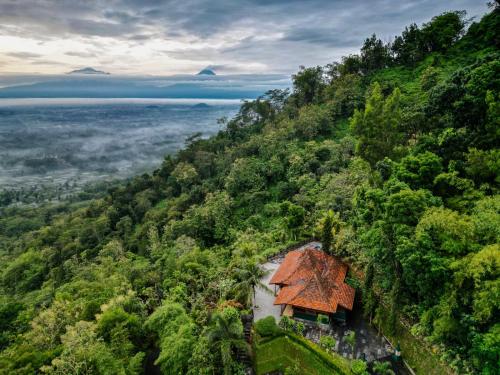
[254,329,350,375]
[255,316,279,337]
[286,332,351,374]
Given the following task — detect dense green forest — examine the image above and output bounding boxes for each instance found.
[1,5,499,375]
[0,179,124,207]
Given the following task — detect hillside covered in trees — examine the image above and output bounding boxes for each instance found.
[0,5,499,375]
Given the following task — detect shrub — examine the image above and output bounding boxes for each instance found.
[279,316,294,331]
[351,359,368,375]
[294,322,305,336]
[293,104,333,140]
[344,330,356,351]
[319,335,336,351]
[255,316,279,337]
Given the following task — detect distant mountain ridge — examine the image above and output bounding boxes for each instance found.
[0,74,290,99]
[68,67,110,75]
[197,68,216,76]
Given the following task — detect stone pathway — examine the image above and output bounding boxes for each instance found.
[253,261,281,322]
[298,315,392,362]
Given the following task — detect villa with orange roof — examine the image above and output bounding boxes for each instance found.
[269,246,355,323]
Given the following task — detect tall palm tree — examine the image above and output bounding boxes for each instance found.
[233,261,272,307]
[206,310,248,375]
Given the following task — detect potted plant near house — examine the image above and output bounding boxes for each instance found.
[344,330,356,357]
[317,314,330,333]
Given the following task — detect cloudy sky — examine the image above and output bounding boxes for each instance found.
[0,0,489,76]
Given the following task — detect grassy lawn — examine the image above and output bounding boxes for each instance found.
[254,334,350,375]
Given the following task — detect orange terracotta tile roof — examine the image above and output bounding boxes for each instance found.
[270,247,355,313]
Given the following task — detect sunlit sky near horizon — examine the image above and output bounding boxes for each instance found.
[0,0,489,76]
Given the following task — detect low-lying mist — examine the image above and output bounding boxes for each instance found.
[0,99,239,194]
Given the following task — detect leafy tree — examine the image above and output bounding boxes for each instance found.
[362,261,377,321]
[293,104,333,140]
[41,321,124,375]
[394,151,443,190]
[2,250,46,294]
[471,196,500,245]
[471,323,500,375]
[450,244,499,325]
[206,307,247,375]
[317,210,344,255]
[171,162,198,191]
[350,83,403,166]
[465,147,500,184]
[420,66,440,91]
[325,73,364,116]
[360,34,390,72]
[280,200,306,238]
[0,300,25,350]
[321,211,333,254]
[116,215,133,237]
[391,23,424,65]
[96,307,141,346]
[291,66,326,106]
[421,11,466,52]
[187,335,216,375]
[426,54,499,149]
[232,261,271,307]
[145,302,196,375]
[339,54,363,75]
[225,158,266,196]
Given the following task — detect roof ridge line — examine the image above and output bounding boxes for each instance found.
[307,250,336,311]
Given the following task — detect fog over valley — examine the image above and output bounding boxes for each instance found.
[0,98,240,197]
[0,72,289,203]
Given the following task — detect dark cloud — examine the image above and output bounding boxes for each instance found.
[0,0,490,74]
[282,28,361,48]
[64,51,99,58]
[6,52,43,59]
[64,18,134,38]
[206,64,255,74]
[128,34,157,41]
[29,59,68,66]
[102,10,143,24]
[0,0,487,39]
